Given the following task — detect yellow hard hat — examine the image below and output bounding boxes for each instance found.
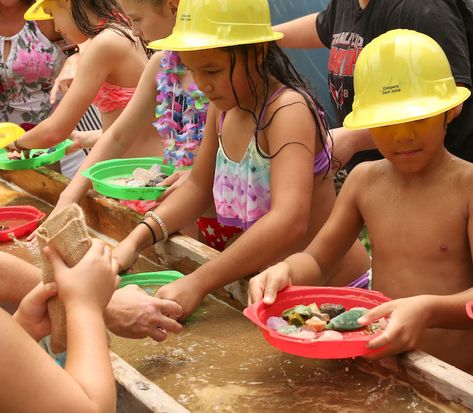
[148,0,283,51]
[344,29,471,129]
[0,123,25,149]
[24,0,53,20]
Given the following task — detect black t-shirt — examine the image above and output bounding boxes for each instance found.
[316,0,473,165]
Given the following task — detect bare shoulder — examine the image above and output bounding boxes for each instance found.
[344,159,386,185]
[448,156,473,194]
[147,50,165,73]
[267,87,312,115]
[88,28,137,59]
[264,87,317,145]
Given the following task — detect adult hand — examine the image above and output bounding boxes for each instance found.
[44,239,120,312]
[156,170,190,202]
[248,262,293,305]
[13,281,58,341]
[104,285,183,341]
[156,276,207,320]
[50,53,80,104]
[358,296,432,359]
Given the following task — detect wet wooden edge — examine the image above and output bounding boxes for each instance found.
[1,168,473,411]
[112,352,190,413]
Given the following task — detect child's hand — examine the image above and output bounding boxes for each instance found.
[65,131,83,154]
[104,285,183,341]
[248,262,293,305]
[155,276,207,320]
[44,239,120,312]
[112,240,140,274]
[156,170,191,202]
[358,296,433,359]
[50,53,80,104]
[13,281,58,341]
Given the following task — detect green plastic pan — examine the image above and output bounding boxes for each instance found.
[81,157,175,200]
[0,139,74,170]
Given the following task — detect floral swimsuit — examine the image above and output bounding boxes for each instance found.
[0,21,64,129]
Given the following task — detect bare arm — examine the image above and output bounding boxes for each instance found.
[57,52,163,207]
[112,103,221,268]
[304,164,366,275]
[248,163,367,304]
[331,127,375,168]
[0,240,118,413]
[0,252,41,308]
[274,13,325,49]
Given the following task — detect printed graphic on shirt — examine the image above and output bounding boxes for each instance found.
[328,32,364,113]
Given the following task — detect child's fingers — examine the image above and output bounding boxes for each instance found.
[367,330,392,350]
[263,275,283,305]
[50,85,59,105]
[157,299,183,319]
[88,239,106,256]
[26,231,37,243]
[26,282,58,305]
[358,301,393,325]
[111,257,120,276]
[157,172,181,186]
[248,275,265,305]
[43,246,67,273]
[103,244,112,262]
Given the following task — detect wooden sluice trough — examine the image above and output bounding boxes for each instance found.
[1,167,473,413]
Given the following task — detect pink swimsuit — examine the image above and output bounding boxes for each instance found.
[93,81,135,113]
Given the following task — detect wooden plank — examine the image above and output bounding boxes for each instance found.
[112,352,190,413]
[379,352,473,410]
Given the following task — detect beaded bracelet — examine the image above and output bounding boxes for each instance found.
[144,211,169,242]
[139,221,156,245]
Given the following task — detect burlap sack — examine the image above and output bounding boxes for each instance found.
[36,203,91,353]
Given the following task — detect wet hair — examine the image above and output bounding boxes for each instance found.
[69,0,135,44]
[225,42,334,175]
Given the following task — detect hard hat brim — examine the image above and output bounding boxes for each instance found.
[24,0,53,20]
[344,87,471,130]
[148,31,284,51]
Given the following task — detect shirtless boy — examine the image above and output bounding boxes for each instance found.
[248,29,473,373]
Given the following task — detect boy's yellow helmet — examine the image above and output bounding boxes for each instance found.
[24,0,53,20]
[344,29,471,130]
[148,0,283,51]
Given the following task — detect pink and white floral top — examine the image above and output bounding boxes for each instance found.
[0,21,65,129]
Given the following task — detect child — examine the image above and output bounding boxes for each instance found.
[248,29,473,373]
[112,0,370,317]
[8,0,157,160]
[48,0,211,222]
[0,239,119,413]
